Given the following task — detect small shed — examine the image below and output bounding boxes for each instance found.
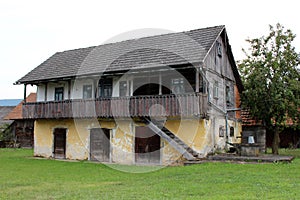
[4,93,36,148]
[241,109,266,154]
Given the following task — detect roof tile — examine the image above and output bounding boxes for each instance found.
[17,25,225,83]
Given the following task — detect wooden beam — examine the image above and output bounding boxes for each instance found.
[159,72,162,95]
[94,79,98,98]
[195,69,199,93]
[24,84,27,103]
[68,80,71,99]
[45,82,48,101]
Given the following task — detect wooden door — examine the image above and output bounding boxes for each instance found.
[53,128,66,159]
[135,126,160,164]
[90,128,110,162]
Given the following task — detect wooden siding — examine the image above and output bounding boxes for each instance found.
[203,34,237,113]
[22,93,207,119]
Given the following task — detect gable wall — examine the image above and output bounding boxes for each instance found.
[203,34,236,112]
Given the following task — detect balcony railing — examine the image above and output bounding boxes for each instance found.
[22,93,208,119]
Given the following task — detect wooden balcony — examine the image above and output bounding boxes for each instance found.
[22,93,208,119]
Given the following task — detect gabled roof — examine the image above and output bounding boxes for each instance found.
[4,93,36,120]
[16,25,226,84]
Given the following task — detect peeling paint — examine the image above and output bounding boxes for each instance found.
[34,117,242,165]
[111,120,134,164]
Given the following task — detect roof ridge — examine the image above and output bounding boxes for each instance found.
[57,25,225,54]
[16,25,228,84]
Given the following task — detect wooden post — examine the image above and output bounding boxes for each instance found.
[94,79,98,98]
[195,68,199,93]
[159,72,162,95]
[24,84,27,103]
[45,82,48,101]
[68,80,71,99]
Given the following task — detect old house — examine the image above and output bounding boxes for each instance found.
[4,93,36,148]
[16,25,243,165]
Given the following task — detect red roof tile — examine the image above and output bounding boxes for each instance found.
[4,93,36,120]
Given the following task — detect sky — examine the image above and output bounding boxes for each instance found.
[1,0,299,99]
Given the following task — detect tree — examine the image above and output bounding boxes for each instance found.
[239,23,300,154]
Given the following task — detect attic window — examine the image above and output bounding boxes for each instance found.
[216,41,222,57]
[213,81,219,99]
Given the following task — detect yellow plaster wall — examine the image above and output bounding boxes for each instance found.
[111,120,134,164]
[212,117,242,151]
[163,118,242,163]
[34,119,117,160]
[227,120,242,144]
[162,119,209,164]
[34,117,241,165]
[34,120,53,158]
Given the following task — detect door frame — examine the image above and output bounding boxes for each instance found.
[52,128,67,159]
[134,126,161,164]
[89,128,111,162]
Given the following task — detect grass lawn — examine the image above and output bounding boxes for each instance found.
[0,149,300,199]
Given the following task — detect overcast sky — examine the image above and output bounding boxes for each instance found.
[1,0,299,99]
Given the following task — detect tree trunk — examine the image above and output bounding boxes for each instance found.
[272,127,280,155]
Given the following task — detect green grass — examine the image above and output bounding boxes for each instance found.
[0,149,300,199]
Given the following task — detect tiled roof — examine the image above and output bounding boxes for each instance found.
[4,93,36,120]
[241,109,261,126]
[16,25,225,84]
[241,109,298,127]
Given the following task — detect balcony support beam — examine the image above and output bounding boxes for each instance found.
[23,84,27,103]
[44,82,48,101]
[68,80,71,99]
[159,72,162,95]
[195,69,199,93]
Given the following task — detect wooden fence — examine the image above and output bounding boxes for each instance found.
[23,93,207,119]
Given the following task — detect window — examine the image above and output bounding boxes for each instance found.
[171,78,184,94]
[226,85,233,107]
[83,85,92,99]
[230,127,234,137]
[98,78,112,98]
[213,81,219,99]
[216,41,222,57]
[54,87,64,101]
[219,126,224,137]
[119,81,127,97]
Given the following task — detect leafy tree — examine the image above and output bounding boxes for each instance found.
[0,123,11,141]
[239,23,300,154]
